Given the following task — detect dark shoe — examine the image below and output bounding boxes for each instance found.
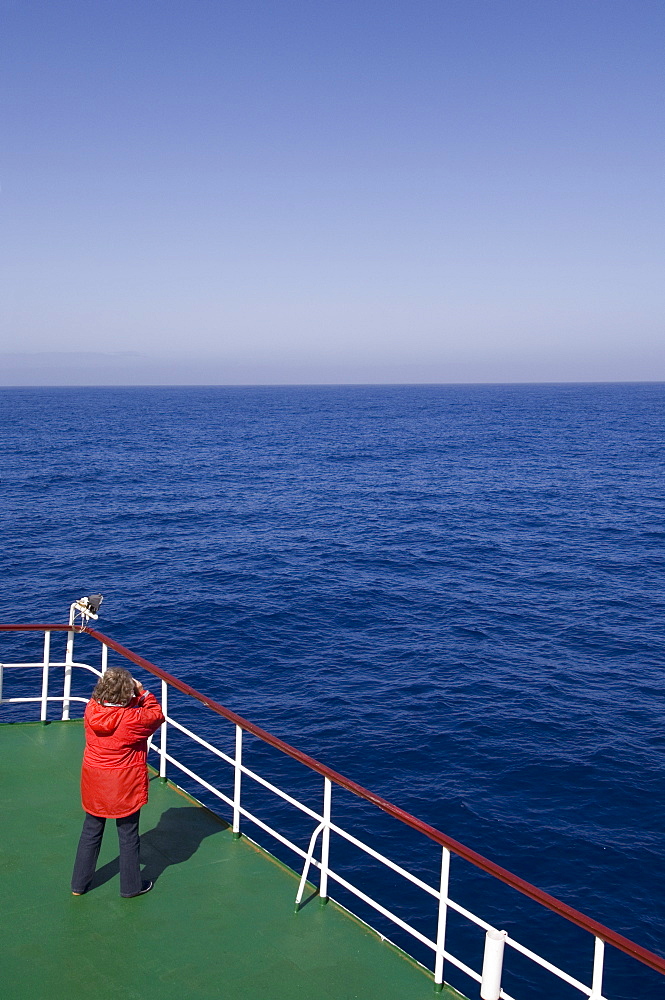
[122,880,153,898]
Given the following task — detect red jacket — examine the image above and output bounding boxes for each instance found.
[81,690,165,819]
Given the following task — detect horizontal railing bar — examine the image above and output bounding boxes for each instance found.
[505,934,592,995]
[439,950,484,986]
[446,896,495,932]
[0,661,97,670]
[2,623,664,979]
[164,716,236,764]
[159,749,314,864]
[328,820,440,899]
[0,626,75,632]
[236,761,323,822]
[0,696,89,705]
[326,867,439,951]
[165,715,325,823]
[160,752,235,809]
[233,805,312,862]
[326,883,490,991]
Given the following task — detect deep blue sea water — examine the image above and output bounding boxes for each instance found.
[1,383,664,999]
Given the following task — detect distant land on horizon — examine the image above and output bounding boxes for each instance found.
[1,351,664,387]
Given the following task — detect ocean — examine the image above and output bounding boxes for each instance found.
[1,383,663,999]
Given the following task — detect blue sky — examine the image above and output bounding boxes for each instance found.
[1,0,663,383]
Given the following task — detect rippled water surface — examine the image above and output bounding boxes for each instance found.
[1,384,664,998]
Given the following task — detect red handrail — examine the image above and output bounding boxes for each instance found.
[2,622,664,977]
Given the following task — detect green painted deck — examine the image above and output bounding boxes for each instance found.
[0,720,466,1000]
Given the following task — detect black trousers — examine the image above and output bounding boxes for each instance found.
[71,810,142,896]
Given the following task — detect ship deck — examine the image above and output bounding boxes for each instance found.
[0,719,466,1000]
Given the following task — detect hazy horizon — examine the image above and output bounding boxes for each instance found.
[1,350,664,388]
[1,2,663,385]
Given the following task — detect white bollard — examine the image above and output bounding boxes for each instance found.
[480,928,507,1000]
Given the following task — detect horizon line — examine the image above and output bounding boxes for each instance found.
[1,379,663,389]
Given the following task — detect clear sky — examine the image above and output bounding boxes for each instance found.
[1,0,663,384]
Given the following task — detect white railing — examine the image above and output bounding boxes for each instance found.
[1,625,663,1000]
[0,631,102,720]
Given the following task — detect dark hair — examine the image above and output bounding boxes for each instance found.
[91,668,136,707]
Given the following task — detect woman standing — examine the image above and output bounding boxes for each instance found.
[71,666,165,897]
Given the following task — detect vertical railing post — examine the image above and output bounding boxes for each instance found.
[319,777,332,904]
[590,937,605,1000]
[62,628,74,720]
[159,680,168,782]
[101,643,108,674]
[233,724,243,838]
[480,928,507,1000]
[40,631,51,722]
[434,846,451,990]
